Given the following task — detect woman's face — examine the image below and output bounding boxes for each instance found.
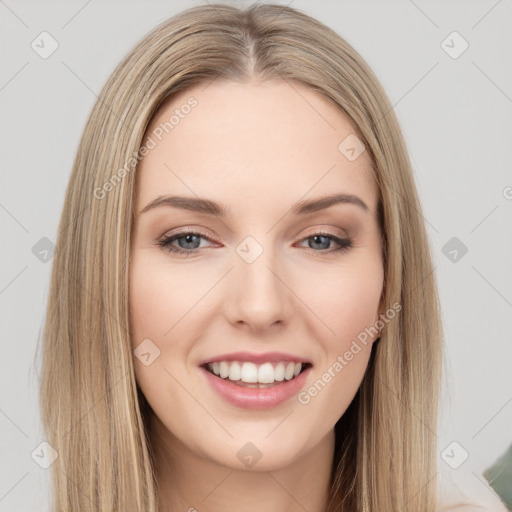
[130,79,384,471]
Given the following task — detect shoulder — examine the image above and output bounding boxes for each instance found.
[437,467,507,512]
[438,503,507,512]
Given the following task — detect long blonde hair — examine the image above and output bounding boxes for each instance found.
[37,3,443,511]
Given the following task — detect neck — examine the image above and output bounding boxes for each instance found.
[149,413,335,512]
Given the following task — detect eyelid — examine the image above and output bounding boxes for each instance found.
[159,226,216,242]
[300,226,349,239]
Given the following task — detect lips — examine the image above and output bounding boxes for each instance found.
[198,351,313,409]
[198,351,311,366]
[200,364,312,409]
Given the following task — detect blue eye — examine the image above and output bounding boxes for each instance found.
[157,230,353,257]
[157,231,214,257]
[298,232,353,254]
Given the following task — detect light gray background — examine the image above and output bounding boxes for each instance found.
[1,0,511,510]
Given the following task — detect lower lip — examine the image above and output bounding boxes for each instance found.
[200,366,312,410]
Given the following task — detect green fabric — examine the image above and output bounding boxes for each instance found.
[483,443,512,510]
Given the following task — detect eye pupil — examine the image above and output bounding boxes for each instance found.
[180,234,201,249]
[310,235,330,250]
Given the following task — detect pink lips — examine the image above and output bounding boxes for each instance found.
[200,364,312,410]
[198,351,310,366]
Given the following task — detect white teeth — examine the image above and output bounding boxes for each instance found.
[228,361,241,381]
[284,362,294,380]
[207,360,307,384]
[240,362,258,383]
[258,363,274,384]
[274,362,285,381]
[219,361,229,378]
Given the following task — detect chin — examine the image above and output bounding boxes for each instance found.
[199,435,311,472]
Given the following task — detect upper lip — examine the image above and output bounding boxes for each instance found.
[198,351,312,366]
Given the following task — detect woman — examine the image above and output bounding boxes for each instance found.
[38,3,505,511]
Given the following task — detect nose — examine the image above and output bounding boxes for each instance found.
[223,240,294,333]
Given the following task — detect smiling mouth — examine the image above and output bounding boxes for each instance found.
[202,361,313,388]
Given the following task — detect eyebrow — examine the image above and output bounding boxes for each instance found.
[139,193,369,216]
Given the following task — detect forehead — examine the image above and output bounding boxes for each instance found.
[137,79,378,214]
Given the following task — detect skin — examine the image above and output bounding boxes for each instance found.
[130,79,384,512]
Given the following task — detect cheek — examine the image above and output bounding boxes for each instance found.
[129,255,210,347]
[129,252,223,412]
[298,255,384,347]
[129,255,200,420]
[295,260,382,424]
[333,272,381,342]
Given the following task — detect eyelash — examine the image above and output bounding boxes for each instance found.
[156,229,353,257]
